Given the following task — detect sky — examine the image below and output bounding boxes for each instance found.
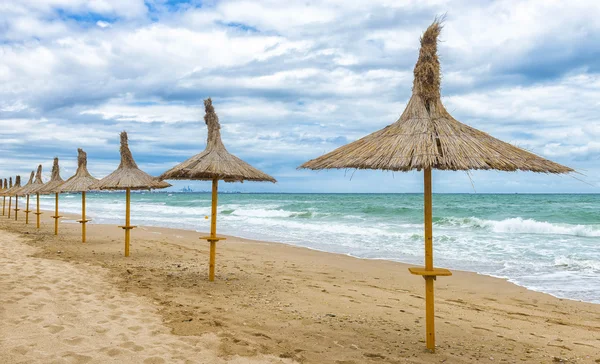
[0,0,598,193]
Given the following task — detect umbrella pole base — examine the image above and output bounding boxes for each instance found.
[409,267,452,353]
[24,210,31,224]
[77,219,92,243]
[200,236,226,281]
[118,226,137,257]
[34,212,43,229]
[51,216,63,235]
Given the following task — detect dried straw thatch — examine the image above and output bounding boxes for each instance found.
[300,20,572,174]
[3,177,13,195]
[20,165,45,195]
[92,132,171,190]
[6,176,21,196]
[14,171,35,196]
[38,158,65,194]
[160,98,276,183]
[59,149,99,192]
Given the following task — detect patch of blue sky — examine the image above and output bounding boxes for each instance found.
[217,21,260,33]
[54,8,117,27]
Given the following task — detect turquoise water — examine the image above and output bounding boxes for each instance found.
[38,193,599,303]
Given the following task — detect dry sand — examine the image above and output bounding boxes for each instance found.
[1,210,599,363]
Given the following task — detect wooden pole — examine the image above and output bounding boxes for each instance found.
[118,189,136,256]
[7,197,11,218]
[125,188,131,257]
[25,195,30,224]
[424,168,435,352]
[2,196,5,216]
[35,193,41,228]
[14,195,19,221]
[82,191,87,243]
[209,178,218,281]
[54,193,59,235]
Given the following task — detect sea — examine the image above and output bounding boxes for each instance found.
[35,193,599,304]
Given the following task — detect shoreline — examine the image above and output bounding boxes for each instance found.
[48,208,598,306]
[1,211,599,363]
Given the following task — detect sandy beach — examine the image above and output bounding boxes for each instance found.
[1,211,599,363]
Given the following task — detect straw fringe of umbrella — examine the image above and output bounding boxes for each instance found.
[299,19,572,352]
[91,132,171,256]
[58,149,99,242]
[161,98,276,281]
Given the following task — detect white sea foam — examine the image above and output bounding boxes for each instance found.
[554,256,600,273]
[440,216,600,237]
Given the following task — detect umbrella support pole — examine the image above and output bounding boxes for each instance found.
[14,196,19,221]
[2,196,5,216]
[77,191,91,243]
[119,188,136,257]
[200,179,226,282]
[8,197,12,219]
[408,168,452,353]
[25,195,31,224]
[51,193,62,235]
[34,193,42,229]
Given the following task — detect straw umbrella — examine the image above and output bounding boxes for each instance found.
[91,132,170,257]
[21,165,45,228]
[3,178,12,217]
[299,20,572,352]
[58,149,98,242]
[7,176,20,219]
[15,171,35,223]
[38,158,65,235]
[160,98,276,281]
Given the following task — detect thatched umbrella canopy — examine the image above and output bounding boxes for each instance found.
[58,149,99,242]
[37,158,65,235]
[300,20,573,352]
[19,165,45,228]
[39,158,65,194]
[160,98,276,281]
[19,166,44,195]
[91,132,171,256]
[6,176,20,219]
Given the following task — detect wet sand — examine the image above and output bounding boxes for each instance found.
[1,210,599,363]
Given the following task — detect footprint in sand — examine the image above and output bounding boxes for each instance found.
[45,324,65,334]
[144,357,166,364]
[64,337,85,345]
[120,341,145,352]
[62,352,93,364]
[105,348,124,357]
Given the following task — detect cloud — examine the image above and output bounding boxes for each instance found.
[0,0,598,192]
